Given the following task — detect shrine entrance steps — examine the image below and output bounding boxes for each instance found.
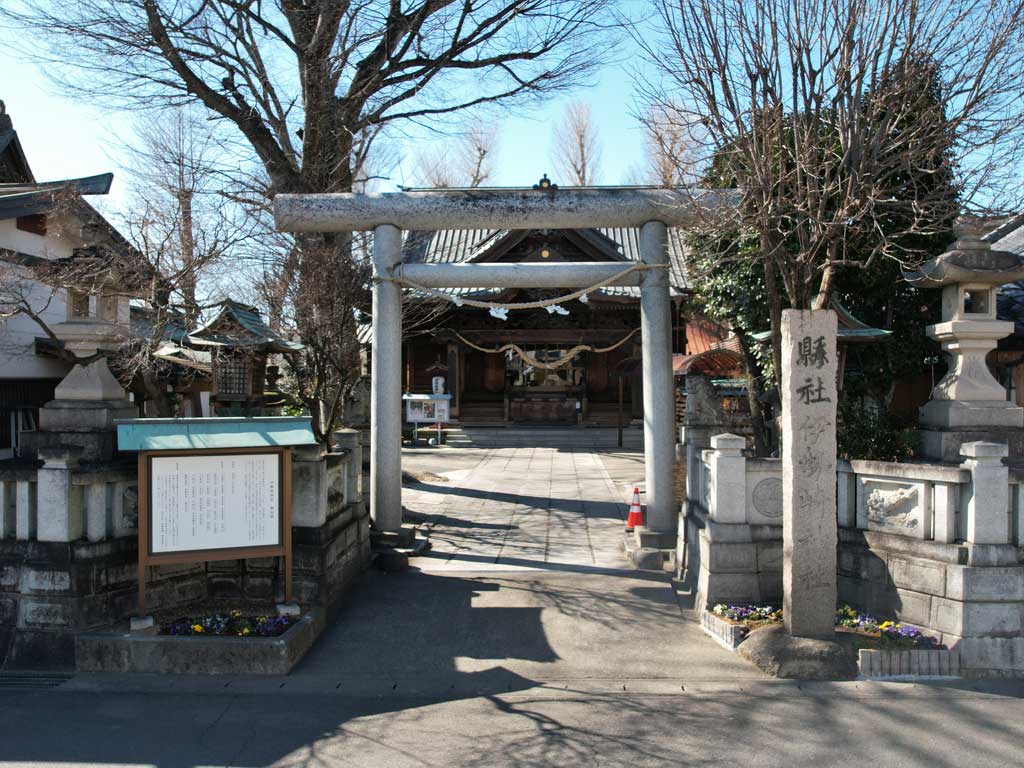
[430,425,645,451]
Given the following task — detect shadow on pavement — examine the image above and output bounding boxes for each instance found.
[410,483,624,519]
[5,566,1024,767]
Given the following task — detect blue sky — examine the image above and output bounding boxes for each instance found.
[0,45,649,213]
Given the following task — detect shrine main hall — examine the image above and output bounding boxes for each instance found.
[394,183,713,427]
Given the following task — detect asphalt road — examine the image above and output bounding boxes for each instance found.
[3,676,1024,767]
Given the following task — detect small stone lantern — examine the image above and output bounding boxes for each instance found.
[906,233,1024,462]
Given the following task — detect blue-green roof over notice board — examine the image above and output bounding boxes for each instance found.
[115,417,318,452]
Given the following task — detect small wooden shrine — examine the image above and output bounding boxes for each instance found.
[188,301,303,415]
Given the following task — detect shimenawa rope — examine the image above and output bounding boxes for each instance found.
[453,329,640,370]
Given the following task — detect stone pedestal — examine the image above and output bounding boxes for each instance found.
[23,359,136,463]
[781,310,838,640]
[53,358,128,401]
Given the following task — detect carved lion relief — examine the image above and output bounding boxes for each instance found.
[865,484,920,531]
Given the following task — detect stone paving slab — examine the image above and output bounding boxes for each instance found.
[404,441,635,573]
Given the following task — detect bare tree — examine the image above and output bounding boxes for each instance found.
[637,0,1024,374]
[463,125,497,188]
[117,107,233,321]
[416,151,459,189]
[112,107,261,414]
[639,103,695,188]
[416,124,498,188]
[4,0,614,440]
[552,101,601,186]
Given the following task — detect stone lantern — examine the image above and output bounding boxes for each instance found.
[906,234,1024,462]
[32,293,137,462]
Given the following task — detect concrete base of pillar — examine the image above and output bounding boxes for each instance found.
[920,399,1024,429]
[738,625,857,680]
[623,530,675,572]
[633,527,675,549]
[919,427,1024,464]
[24,399,138,462]
[129,616,156,634]
[683,508,783,615]
[371,525,417,549]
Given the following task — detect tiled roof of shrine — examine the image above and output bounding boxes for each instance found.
[401,226,690,299]
[188,300,304,353]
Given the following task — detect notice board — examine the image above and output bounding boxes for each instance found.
[150,452,282,553]
[137,446,292,611]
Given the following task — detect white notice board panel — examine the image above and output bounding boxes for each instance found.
[150,453,281,554]
[405,398,450,423]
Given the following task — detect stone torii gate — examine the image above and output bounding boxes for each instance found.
[274,187,731,537]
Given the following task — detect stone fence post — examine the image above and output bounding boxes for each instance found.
[0,481,13,539]
[333,429,362,505]
[960,441,1011,544]
[16,480,37,540]
[291,444,327,528]
[707,434,747,524]
[36,447,84,543]
[84,482,110,543]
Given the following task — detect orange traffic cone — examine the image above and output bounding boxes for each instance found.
[626,487,643,531]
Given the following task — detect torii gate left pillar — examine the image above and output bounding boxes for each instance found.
[274,188,733,534]
[370,223,404,532]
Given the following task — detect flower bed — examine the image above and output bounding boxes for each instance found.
[78,608,326,675]
[163,610,297,638]
[834,605,938,650]
[712,604,782,625]
[706,603,940,651]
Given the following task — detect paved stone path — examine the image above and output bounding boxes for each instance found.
[403,444,634,572]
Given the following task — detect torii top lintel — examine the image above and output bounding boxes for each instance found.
[272,187,737,233]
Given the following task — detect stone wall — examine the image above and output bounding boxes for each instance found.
[835,448,1024,676]
[0,431,369,671]
[838,528,1024,675]
[679,434,783,613]
[683,429,1024,676]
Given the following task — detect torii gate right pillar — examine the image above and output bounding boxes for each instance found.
[639,220,676,534]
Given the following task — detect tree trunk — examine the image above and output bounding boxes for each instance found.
[813,247,839,310]
[178,189,198,322]
[761,241,784,391]
[737,332,770,456]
